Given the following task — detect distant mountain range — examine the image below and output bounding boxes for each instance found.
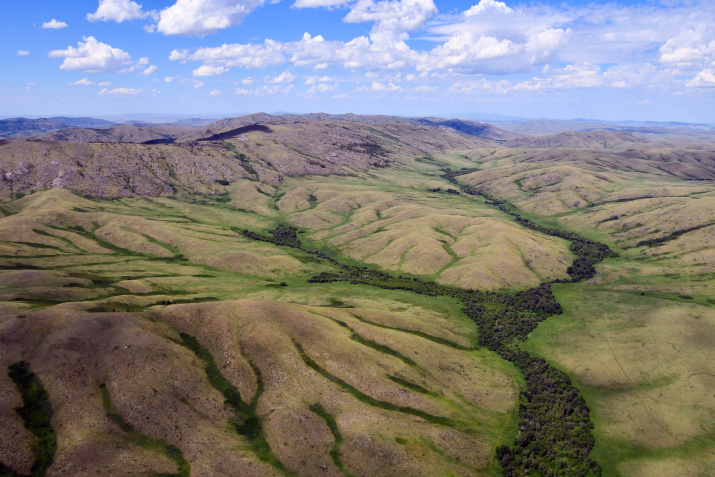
[3,113,714,145]
[0,116,215,139]
[0,117,114,138]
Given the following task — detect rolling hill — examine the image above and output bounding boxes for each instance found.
[0,114,712,477]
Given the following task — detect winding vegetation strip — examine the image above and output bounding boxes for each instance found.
[293,340,456,427]
[441,167,618,283]
[241,178,612,474]
[323,316,419,367]
[98,383,189,477]
[346,312,475,351]
[6,361,56,477]
[308,403,354,477]
[635,222,714,247]
[176,333,289,474]
[386,376,440,398]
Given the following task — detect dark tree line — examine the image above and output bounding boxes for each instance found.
[239,226,339,264]
[428,187,460,194]
[440,168,618,283]
[308,266,600,475]
[635,223,711,247]
[241,173,615,475]
[2,362,56,477]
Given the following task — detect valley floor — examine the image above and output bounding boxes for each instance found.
[0,133,713,476]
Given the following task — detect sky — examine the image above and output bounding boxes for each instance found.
[2,0,715,122]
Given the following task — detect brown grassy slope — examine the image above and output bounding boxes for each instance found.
[0,299,518,476]
[504,130,651,150]
[183,114,519,142]
[32,124,191,144]
[0,187,523,476]
[0,140,255,197]
[0,303,283,477]
[0,120,490,198]
[187,120,491,180]
[278,182,570,289]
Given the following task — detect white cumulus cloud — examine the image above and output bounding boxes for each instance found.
[659,30,715,66]
[192,65,229,76]
[99,87,139,95]
[163,0,715,96]
[234,84,293,95]
[87,0,153,22]
[687,69,715,87]
[464,0,513,17]
[71,77,97,86]
[17,50,30,56]
[172,40,287,72]
[293,0,349,7]
[268,71,296,83]
[369,81,402,91]
[157,0,266,36]
[209,89,222,95]
[344,0,437,34]
[141,65,158,75]
[48,36,134,74]
[42,19,68,29]
[307,82,337,93]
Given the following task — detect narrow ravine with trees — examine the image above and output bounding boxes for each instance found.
[243,170,618,475]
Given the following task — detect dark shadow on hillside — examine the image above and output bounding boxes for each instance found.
[198,124,273,141]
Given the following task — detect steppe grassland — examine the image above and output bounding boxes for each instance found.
[439,146,715,475]
[2,133,712,476]
[157,299,520,474]
[275,159,572,290]
[459,146,714,214]
[0,186,524,475]
[521,267,715,477]
[451,147,714,274]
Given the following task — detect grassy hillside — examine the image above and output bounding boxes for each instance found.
[0,187,525,476]
[0,116,712,476]
[443,145,714,476]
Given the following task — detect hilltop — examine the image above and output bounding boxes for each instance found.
[0,113,712,477]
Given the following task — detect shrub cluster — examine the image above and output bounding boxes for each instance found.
[6,361,56,477]
[239,225,339,264]
[310,267,600,475]
[440,168,618,283]
[428,187,460,194]
[243,181,613,475]
[339,140,386,157]
[635,223,711,247]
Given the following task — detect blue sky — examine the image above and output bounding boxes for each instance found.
[2,0,715,122]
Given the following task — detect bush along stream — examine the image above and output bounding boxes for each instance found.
[2,362,57,477]
[243,184,617,475]
[440,167,619,283]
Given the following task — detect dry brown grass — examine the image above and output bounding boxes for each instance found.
[0,295,519,476]
[276,182,570,290]
[158,299,516,475]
